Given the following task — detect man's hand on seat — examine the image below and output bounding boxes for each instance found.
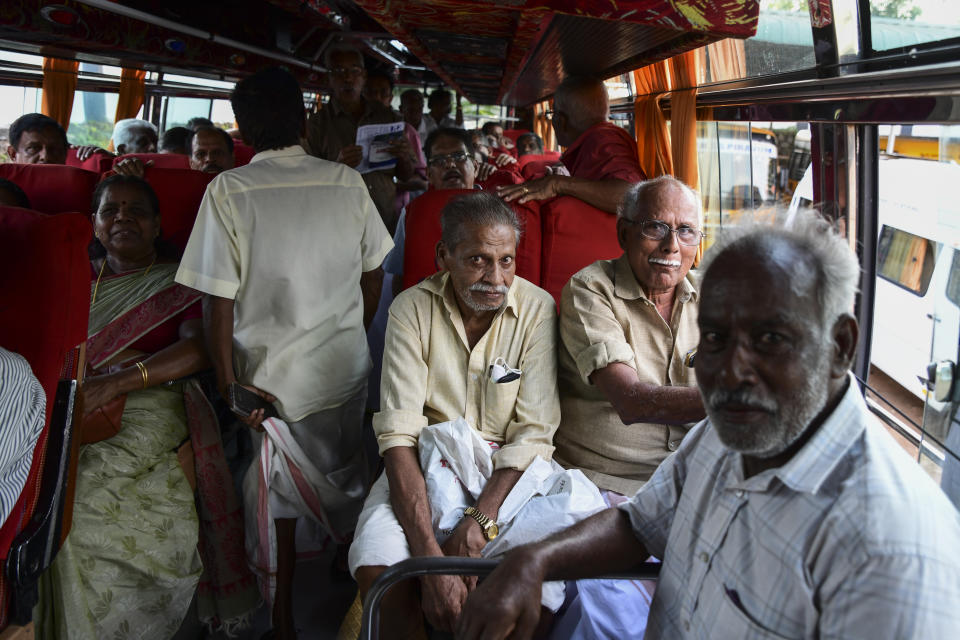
[497,174,563,204]
[113,157,151,178]
[477,162,497,181]
[420,573,468,633]
[456,546,545,640]
[493,153,517,168]
[72,144,112,161]
[440,517,487,590]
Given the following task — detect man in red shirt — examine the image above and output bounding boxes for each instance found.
[499,76,644,213]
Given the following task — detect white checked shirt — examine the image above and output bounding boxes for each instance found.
[621,373,960,639]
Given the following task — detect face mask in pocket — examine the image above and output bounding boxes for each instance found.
[488,356,522,383]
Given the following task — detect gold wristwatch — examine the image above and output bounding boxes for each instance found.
[463,506,499,541]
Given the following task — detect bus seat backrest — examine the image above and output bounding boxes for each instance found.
[540,196,622,305]
[518,152,563,178]
[477,168,522,191]
[0,164,99,215]
[65,147,115,173]
[502,129,530,145]
[114,153,191,170]
[233,141,255,167]
[0,206,91,556]
[401,189,541,290]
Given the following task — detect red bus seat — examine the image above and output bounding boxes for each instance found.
[402,189,541,289]
[0,206,91,627]
[540,196,622,305]
[477,168,522,192]
[0,164,99,215]
[102,167,215,251]
[233,141,255,167]
[65,148,114,174]
[501,129,530,145]
[518,152,563,179]
[113,153,191,170]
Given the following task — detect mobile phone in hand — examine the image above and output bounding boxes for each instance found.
[227,383,278,419]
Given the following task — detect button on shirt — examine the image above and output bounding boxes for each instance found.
[375,272,559,471]
[175,146,393,421]
[620,374,960,639]
[554,256,699,495]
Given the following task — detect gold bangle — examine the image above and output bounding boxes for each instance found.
[135,361,148,389]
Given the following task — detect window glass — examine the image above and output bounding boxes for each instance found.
[164,97,212,129]
[946,249,960,308]
[877,226,939,295]
[870,0,960,52]
[731,0,816,80]
[0,85,43,161]
[68,91,129,148]
[210,99,235,130]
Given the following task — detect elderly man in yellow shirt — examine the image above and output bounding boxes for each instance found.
[349,191,560,639]
[554,175,706,498]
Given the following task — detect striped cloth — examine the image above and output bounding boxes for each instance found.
[0,348,45,524]
[621,373,960,639]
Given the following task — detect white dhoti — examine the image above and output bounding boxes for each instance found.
[243,387,368,604]
[349,418,607,611]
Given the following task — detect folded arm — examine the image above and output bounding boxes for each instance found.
[592,361,704,425]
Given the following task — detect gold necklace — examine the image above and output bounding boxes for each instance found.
[91,254,158,305]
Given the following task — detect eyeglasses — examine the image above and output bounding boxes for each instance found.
[427,151,470,168]
[331,66,363,77]
[627,219,705,246]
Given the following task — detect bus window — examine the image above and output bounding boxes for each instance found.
[877,226,939,296]
[947,249,960,308]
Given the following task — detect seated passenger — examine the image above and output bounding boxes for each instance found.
[186,116,215,131]
[350,192,560,638]
[112,118,158,155]
[423,88,460,134]
[481,121,515,156]
[189,125,236,174]
[35,175,257,639]
[516,132,544,156]
[0,348,45,525]
[0,178,31,208]
[499,76,644,213]
[400,88,429,142]
[5,113,68,165]
[159,126,193,155]
[458,211,960,639]
[554,176,705,496]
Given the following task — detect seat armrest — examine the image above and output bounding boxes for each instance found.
[4,380,78,625]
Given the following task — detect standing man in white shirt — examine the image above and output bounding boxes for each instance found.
[175,67,392,640]
[457,212,960,640]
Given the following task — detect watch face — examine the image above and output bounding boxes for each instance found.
[486,523,499,540]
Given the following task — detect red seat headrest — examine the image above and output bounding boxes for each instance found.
[233,142,255,167]
[65,147,115,174]
[517,152,562,176]
[139,167,215,251]
[0,164,99,215]
[113,153,191,170]
[502,129,530,144]
[477,169,523,191]
[540,196,622,305]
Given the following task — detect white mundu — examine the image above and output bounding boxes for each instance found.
[176,145,393,421]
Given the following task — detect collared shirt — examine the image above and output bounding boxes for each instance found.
[419,113,456,141]
[0,348,44,523]
[621,374,960,639]
[175,146,393,421]
[560,122,645,182]
[375,272,559,471]
[554,256,699,495]
[304,98,402,229]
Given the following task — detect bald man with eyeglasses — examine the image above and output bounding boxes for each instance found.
[554,176,706,499]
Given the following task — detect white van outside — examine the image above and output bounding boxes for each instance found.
[790,155,960,442]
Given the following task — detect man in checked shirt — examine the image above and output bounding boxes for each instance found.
[458,211,960,639]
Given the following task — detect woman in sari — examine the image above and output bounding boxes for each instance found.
[36,175,258,639]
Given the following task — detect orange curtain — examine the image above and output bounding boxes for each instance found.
[115,68,146,122]
[707,39,747,82]
[534,100,555,151]
[632,63,672,179]
[669,49,701,192]
[41,57,79,131]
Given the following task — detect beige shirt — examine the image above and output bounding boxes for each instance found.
[304,98,401,230]
[175,146,393,421]
[375,272,559,471]
[554,255,700,495]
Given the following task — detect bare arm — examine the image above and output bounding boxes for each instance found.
[498,175,632,214]
[360,267,384,331]
[440,468,523,566]
[457,508,647,640]
[81,318,209,413]
[592,361,705,425]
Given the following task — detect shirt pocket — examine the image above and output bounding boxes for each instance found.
[482,376,521,438]
[709,587,795,640]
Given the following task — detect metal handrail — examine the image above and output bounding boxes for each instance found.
[360,556,661,640]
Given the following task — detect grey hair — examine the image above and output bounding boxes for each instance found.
[324,43,365,70]
[699,209,861,327]
[112,118,157,147]
[554,76,608,132]
[618,175,703,227]
[440,191,522,251]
